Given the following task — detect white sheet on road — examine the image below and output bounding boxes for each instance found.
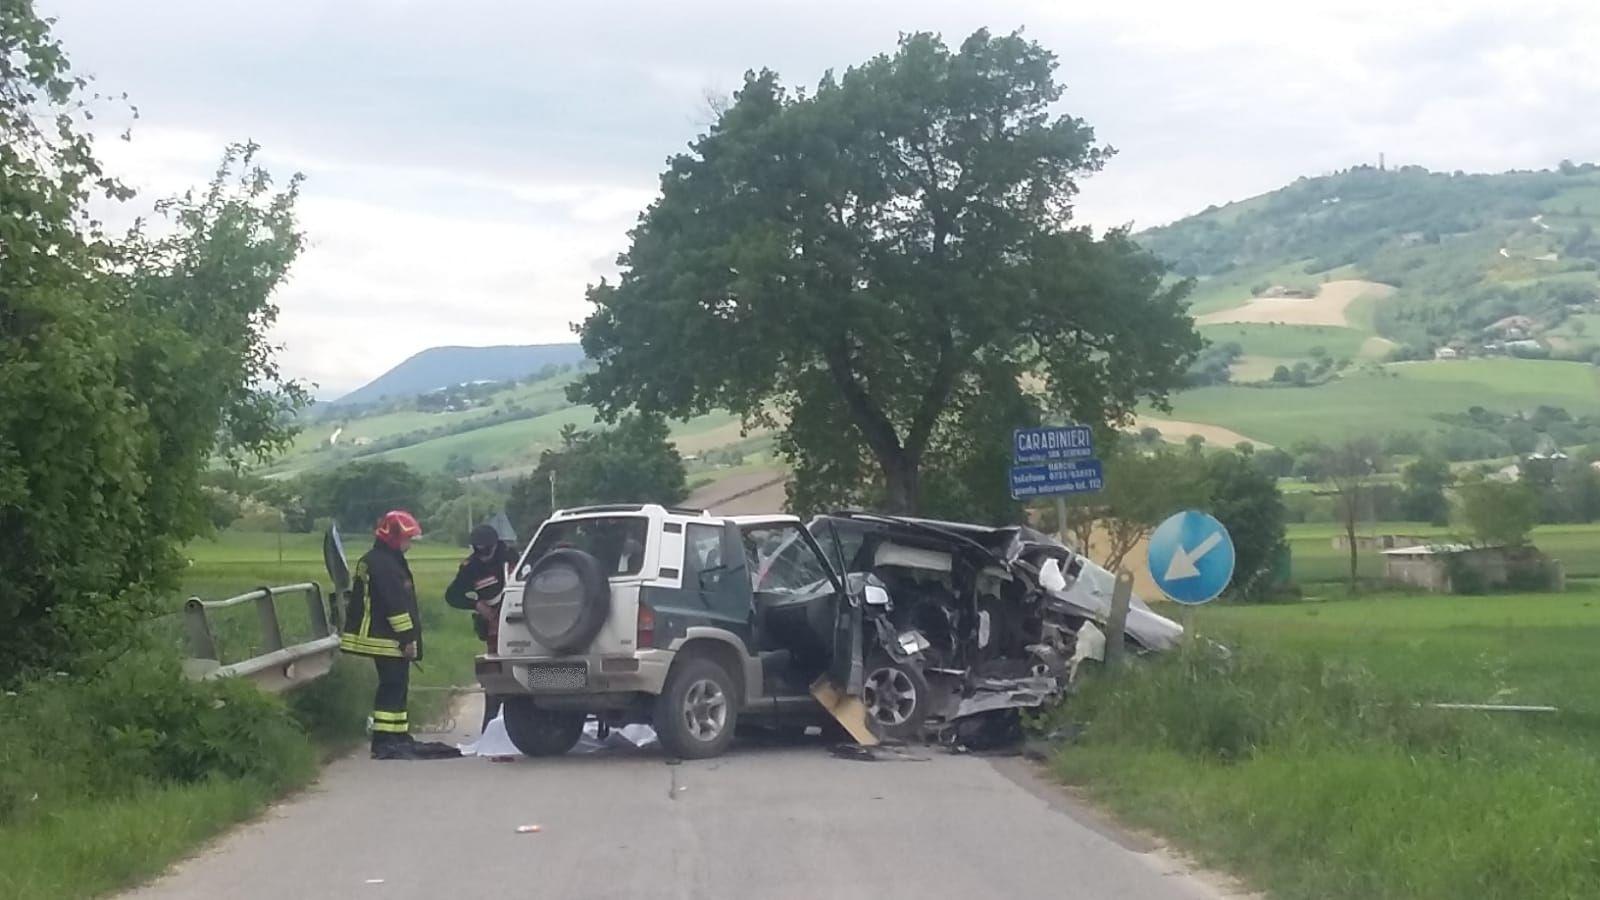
[458,715,658,757]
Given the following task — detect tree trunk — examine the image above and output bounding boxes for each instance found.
[881,454,921,516]
[1343,489,1359,593]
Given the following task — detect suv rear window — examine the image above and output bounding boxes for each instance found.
[521,516,649,578]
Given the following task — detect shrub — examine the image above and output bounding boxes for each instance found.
[0,648,319,828]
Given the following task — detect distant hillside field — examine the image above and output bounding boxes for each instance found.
[332,343,586,406]
[1145,163,1600,359]
[1136,163,1600,449]
[1161,358,1600,447]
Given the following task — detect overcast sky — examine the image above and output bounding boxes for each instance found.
[46,0,1600,397]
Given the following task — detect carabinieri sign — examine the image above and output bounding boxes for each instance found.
[1012,425,1095,465]
[1009,426,1103,499]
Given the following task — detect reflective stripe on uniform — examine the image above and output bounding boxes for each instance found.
[371,720,409,734]
[340,635,403,657]
[372,711,408,723]
[387,613,415,632]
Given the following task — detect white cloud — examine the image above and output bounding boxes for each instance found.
[45,0,1600,396]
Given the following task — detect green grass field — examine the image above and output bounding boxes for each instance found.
[278,376,579,460]
[1285,521,1600,585]
[268,377,749,478]
[1164,358,1600,445]
[1050,586,1600,899]
[1200,323,1368,360]
[1183,259,1326,315]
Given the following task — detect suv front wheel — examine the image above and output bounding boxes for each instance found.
[655,656,739,760]
[502,699,586,757]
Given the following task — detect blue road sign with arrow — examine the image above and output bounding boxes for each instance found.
[1146,510,1235,605]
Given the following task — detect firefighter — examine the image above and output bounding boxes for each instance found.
[446,523,516,732]
[340,510,457,760]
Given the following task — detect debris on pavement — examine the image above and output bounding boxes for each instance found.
[828,743,931,762]
[516,825,542,833]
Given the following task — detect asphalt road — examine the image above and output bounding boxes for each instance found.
[126,699,1239,900]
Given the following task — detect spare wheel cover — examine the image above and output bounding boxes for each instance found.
[523,549,610,653]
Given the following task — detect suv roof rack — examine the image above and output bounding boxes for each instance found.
[555,503,711,517]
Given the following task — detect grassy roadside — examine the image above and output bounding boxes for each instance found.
[1044,589,1600,899]
[0,531,482,899]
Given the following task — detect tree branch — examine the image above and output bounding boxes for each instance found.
[822,338,904,463]
[904,325,960,460]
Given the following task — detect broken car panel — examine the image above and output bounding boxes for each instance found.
[802,513,1184,741]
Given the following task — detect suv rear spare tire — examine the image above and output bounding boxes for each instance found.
[654,656,739,760]
[502,699,586,757]
[521,548,610,653]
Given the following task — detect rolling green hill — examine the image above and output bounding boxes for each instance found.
[1139,163,1600,450]
[1145,163,1600,358]
[262,164,1600,484]
[265,368,766,492]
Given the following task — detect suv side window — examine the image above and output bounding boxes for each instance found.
[684,523,750,617]
[683,524,723,581]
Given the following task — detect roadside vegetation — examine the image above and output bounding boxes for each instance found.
[1046,588,1600,899]
[0,533,480,898]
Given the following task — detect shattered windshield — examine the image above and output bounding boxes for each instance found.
[742,524,832,594]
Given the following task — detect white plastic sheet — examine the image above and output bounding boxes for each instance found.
[458,715,658,757]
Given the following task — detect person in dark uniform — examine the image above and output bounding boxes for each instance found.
[446,524,516,732]
[340,510,458,760]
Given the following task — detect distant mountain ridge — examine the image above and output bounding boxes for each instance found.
[332,343,586,406]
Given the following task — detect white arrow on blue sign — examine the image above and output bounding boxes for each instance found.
[1009,458,1104,499]
[1013,425,1095,465]
[1146,510,1235,605]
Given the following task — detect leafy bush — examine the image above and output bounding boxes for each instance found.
[0,648,322,829]
[0,9,307,681]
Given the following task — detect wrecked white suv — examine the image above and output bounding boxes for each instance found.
[477,504,863,759]
[476,504,1182,760]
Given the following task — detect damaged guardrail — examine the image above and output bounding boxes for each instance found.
[182,582,340,693]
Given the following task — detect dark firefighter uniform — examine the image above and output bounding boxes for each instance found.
[340,510,426,758]
[446,524,515,731]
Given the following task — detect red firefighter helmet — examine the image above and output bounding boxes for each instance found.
[374,510,422,549]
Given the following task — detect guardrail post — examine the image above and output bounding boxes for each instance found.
[305,583,331,639]
[255,586,285,653]
[1105,569,1133,671]
[184,597,218,660]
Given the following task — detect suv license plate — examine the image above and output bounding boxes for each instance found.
[525,664,587,691]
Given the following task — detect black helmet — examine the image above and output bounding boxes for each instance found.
[469,524,500,552]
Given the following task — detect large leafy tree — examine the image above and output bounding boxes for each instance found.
[299,460,428,533]
[505,415,687,539]
[0,4,306,679]
[1203,450,1288,600]
[573,30,1199,514]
